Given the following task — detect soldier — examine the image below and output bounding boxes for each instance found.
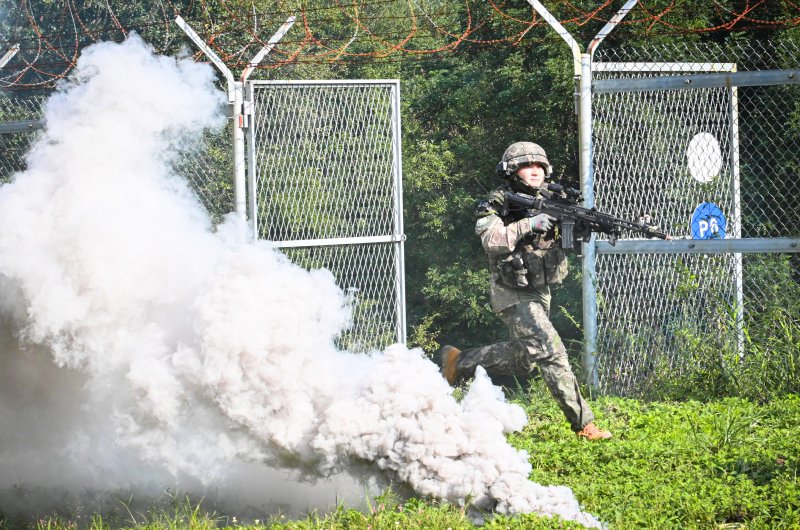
[438,141,612,441]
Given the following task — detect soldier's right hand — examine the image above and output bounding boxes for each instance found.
[530,213,557,233]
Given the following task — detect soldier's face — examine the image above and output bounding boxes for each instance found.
[516,163,547,189]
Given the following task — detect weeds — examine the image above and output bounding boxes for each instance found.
[686,401,763,454]
[612,306,800,403]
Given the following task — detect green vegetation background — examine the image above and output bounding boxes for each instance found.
[2,0,798,364]
[1,1,799,528]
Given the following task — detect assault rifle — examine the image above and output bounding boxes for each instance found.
[500,183,669,249]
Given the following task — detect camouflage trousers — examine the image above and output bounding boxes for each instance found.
[456,289,594,431]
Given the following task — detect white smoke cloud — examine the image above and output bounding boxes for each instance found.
[0,34,601,528]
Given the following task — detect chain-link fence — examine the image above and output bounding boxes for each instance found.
[1,79,406,354]
[592,40,800,396]
[0,89,234,223]
[248,80,405,352]
[0,93,46,183]
[169,125,234,225]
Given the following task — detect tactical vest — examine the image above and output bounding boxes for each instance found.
[481,185,569,289]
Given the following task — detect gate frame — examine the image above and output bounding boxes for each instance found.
[175,17,407,346]
[244,79,407,346]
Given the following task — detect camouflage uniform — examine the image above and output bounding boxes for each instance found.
[454,183,595,432]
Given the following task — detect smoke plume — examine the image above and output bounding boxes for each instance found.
[0,35,601,528]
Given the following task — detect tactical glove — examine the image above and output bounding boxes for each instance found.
[529,213,557,233]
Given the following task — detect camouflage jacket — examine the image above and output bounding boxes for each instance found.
[475,184,567,313]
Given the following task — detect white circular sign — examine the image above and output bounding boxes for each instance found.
[686,132,722,183]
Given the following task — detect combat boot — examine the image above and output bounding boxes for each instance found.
[575,422,613,441]
[436,345,462,385]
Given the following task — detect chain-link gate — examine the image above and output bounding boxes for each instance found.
[246,80,405,352]
[2,78,406,353]
[591,42,800,396]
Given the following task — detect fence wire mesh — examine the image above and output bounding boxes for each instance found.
[280,243,402,352]
[592,40,800,396]
[2,80,404,353]
[0,93,46,183]
[169,125,234,226]
[0,89,234,223]
[250,81,404,352]
[251,83,398,241]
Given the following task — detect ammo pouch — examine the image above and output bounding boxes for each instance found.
[498,252,529,288]
[542,247,568,285]
[497,246,568,289]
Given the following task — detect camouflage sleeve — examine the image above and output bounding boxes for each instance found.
[475,213,533,255]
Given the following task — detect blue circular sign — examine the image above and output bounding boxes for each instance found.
[690,202,727,239]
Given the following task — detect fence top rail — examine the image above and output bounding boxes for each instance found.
[596,238,800,254]
[594,69,800,93]
[594,61,736,73]
[249,79,399,87]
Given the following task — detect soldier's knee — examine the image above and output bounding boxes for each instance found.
[517,335,541,352]
[517,335,554,358]
[518,335,567,364]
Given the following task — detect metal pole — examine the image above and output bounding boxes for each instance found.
[241,16,296,233]
[583,1,638,393]
[525,1,581,76]
[587,0,639,60]
[245,81,259,238]
[241,16,296,82]
[578,54,599,391]
[175,16,294,223]
[525,0,592,387]
[583,1,638,394]
[175,16,246,219]
[524,0,638,394]
[0,44,20,69]
[391,80,407,344]
[232,81,246,220]
[175,17,235,99]
[728,68,745,358]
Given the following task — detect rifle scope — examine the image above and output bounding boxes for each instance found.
[547,183,581,200]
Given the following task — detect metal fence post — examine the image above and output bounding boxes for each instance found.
[577,53,599,391]
[526,0,638,393]
[1,45,20,69]
[391,80,408,344]
[175,16,294,224]
[232,81,246,220]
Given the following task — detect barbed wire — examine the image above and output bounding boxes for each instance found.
[1,0,799,91]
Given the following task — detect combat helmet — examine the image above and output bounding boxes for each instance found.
[496,141,552,177]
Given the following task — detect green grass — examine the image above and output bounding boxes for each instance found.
[509,384,800,529]
[2,387,799,530]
